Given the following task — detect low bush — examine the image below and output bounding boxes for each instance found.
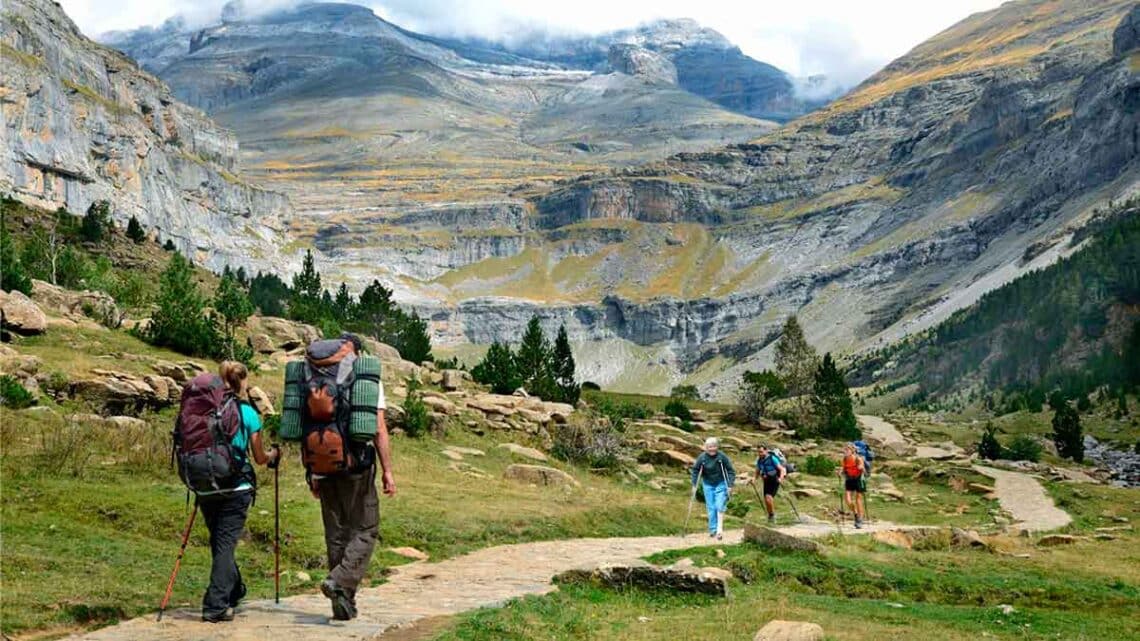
[0,375,36,409]
[801,454,836,477]
[402,377,430,438]
[663,397,693,422]
[978,423,1003,460]
[1005,435,1042,462]
[551,418,627,471]
[593,397,651,431]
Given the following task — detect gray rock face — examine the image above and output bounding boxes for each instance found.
[1113,3,1140,57]
[607,44,678,85]
[1,0,292,274]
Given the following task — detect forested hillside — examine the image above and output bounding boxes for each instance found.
[856,198,1140,409]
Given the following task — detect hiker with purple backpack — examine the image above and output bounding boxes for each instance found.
[171,361,280,623]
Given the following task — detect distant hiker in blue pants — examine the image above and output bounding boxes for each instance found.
[691,437,736,540]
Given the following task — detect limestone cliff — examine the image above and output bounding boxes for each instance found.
[0,0,292,272]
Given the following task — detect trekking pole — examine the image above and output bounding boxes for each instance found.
[682,468,703,537]
[273,445,281,605]
[157,501,198,622]
[782,479,802,523]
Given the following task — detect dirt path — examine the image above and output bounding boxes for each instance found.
[66,519,906,641]
[974,465,1072,532]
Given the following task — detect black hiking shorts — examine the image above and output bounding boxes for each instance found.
[845,476,865,493]
[762,476,780,497]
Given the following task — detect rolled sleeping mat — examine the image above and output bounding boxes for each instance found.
[349,355,382,441]
[280,361,304,441]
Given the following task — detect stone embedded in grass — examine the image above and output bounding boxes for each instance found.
[790,487,824,499]
[1037,534,1078,547]
[0,290,48,335]
[742,524,822,553]
[753,620,824,641]
[558,562,731,597]
[503,464,579,488]
[389,547,430,561]
[498,443,548,462]
[636,449,695,469]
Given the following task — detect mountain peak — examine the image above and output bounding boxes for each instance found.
[627,18,734,51]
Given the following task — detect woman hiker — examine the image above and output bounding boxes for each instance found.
[200,361,280,622]
[753,444,786,525]
[837,442,867,529]
[690,437,736,540]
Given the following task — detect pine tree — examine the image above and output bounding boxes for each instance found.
[126,215,146,243]
[811,352,860,439]
[774,315,819,426]
[977,423,1003,460]
[1050,393,1084,462]
[289,249,323,324]
[551,324,580,404]
[395,311,433,364]
[516,316,554,398]
[333,282,354,322]
[145,253,221,357]
[214,271,255,360]
[249,271,290,317]
[81,200,112,243]
[0,225,32,294]
[471,342,521,394]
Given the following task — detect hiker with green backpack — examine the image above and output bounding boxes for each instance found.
[170,361,280,623]
[280,333,396,621]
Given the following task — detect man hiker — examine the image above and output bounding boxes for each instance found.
[837,442,867,528]
[179,362,280,623]
[690,437,736,540]
[752,444,786,524]
[297,334,396,621]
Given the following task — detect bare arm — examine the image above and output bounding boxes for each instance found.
[373,410,396,496]
[249,431,278,467]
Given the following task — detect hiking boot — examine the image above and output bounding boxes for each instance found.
[202,607,234,623]
[321,579,356,621]
[767,514,776,525]
[854,516,864,529]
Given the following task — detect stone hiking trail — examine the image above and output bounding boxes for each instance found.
[66,416,1072,641]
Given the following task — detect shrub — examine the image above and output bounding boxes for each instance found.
[126,215,146,243]
[551,418,627,471]
[1005,435,1042,462]
[802,454,836,476]
[671,385,701,401]
[593,397,651,431]
[471,341,521,395]
[142,253,223,358]
[663,397,693,422]
[42,371,70,399]
[402,377,430,438]
[1050,393,1084,462]
[162,239,176,251]
[738,369,785,422]
[977,423,1003,460]
[0,375,36,409]
[726,497,751,518]
[81,200,112,243]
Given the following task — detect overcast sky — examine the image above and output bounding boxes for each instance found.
[59,0,1004,83]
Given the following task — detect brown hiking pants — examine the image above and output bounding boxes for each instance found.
[317,464,379,596]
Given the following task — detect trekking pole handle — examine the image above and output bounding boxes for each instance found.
[268,444,281,469]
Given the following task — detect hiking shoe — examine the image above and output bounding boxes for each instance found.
[321,579,356,621]
[854,517,864,529]
[767,514,776,525]
[202,608,234,623]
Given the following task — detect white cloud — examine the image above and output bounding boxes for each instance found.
[59,0,1004,82]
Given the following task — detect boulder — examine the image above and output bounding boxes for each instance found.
[498,443,549,462]
[30,280,121,327]
[0,290,47,335]
[743,524,822,553]
[449,462,492,479]
[658,435,701,457]
[637,449,695,469]
[721,436,753,451]
[790,487,825,499]
[951,528,989,549]
[559,561,730,596]
[441,369,464,391]
[70,370,175,412]
[422,395,458,416]
[756,417,786,431]
[873,530,914,549]
[516,407,552,425]
[440,449,465,461]
[248,386,276,415]
[0,350,42,378]
[152,360,188,382]
[967,483,996,495]
[753,620,824,641]
[104,416,149,430]
[250,333,276,355]
[503,464,579,487]
[444,446,485,457]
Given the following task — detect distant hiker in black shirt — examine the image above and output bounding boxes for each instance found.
[752,444,786,525]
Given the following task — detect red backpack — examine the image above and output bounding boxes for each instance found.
[173,373,247,496]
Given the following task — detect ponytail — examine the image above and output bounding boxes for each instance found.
[219,360,248,398]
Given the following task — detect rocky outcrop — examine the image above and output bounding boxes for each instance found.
[607,44,678,85]
[753,621,824,641]
[30,280,120,327]
[742,524,822,553]
[70,369,180,413]
[1,0,292,274]
[1113,3,1140,57]
[0,290,47,335]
